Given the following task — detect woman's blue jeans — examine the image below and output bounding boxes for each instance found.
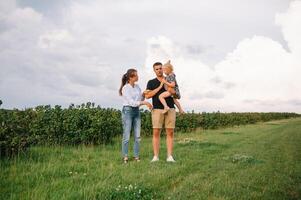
[121,106,141,158]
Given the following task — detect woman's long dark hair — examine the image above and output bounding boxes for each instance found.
[119,68,137,96]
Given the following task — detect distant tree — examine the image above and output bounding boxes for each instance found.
[0,99,2,107]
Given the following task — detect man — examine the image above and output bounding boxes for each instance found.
[144,62,176,162]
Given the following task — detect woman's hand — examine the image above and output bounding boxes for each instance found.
[145,102,153,110]
[141,101,153,110]
[143,90,151,95]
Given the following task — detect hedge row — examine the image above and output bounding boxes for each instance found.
[0,102,300,157]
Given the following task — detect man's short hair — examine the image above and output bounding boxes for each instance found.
[153,62,162,68]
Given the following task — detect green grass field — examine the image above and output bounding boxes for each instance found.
[1,118,301,200]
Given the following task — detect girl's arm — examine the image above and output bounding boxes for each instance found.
[162,79,176,88]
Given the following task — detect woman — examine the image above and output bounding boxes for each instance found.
[119,68,152,163]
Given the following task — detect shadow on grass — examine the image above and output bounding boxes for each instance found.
[222,131,241,135]
[176,140,230,153]
[0,146,79,165]
[265,123,282,126]
[223,154,265,166]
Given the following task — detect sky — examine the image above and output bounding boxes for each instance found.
[0,0,300,113]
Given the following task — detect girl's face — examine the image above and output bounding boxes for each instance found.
[163,66,172,75]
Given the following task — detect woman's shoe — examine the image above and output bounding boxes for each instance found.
[123,157,129,164]
[134,157,140,162]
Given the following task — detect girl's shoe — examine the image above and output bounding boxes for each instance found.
[162,107,170,114]
[134,157,140,162]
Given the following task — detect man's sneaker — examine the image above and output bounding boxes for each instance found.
[151,156,159,162]
[166,155,176,162]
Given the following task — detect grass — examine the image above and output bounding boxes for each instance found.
[1,118,301,200]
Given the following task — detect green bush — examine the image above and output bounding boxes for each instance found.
[0,102,300,158]
[0,109,35,157]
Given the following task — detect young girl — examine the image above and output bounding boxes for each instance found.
[159,60,184,114]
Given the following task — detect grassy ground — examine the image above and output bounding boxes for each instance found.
[1,118,301,200]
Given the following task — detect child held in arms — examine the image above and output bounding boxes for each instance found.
[159,60,184,114]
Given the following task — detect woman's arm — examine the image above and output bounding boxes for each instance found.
[138,86,152,109]
[140,101,153,110]
[121,85,152,110]
[123,89,152,110]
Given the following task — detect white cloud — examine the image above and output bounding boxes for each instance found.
[38,30,73,48]
[144,1,301,112]
[144,36,224,111]
[215,35,299,112]
[0,0,123,108]
[0,0,300,113]
[276,0,301,58]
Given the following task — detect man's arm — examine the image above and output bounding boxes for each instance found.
[144,81,164,99]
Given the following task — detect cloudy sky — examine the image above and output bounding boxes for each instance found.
[1,0,300,112]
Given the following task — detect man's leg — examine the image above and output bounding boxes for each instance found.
[166,128,174,157]
[164,108,176,161]
[153,128,161,157]
[151,109,164,161]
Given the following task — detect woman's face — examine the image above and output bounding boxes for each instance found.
[129,71,138,82]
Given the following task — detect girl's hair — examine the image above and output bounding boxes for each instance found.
[163,60,173,72]
[119,68,137,96]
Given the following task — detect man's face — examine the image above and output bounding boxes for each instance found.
[153,64,163,77]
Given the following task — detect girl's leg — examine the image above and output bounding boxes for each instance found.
[133,111,141,160]
[167,87,176,95]
[159,91,172,113]
[173,98,184,114]
[121,107,132,162]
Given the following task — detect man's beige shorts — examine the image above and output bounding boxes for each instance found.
[151,109,176,129]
